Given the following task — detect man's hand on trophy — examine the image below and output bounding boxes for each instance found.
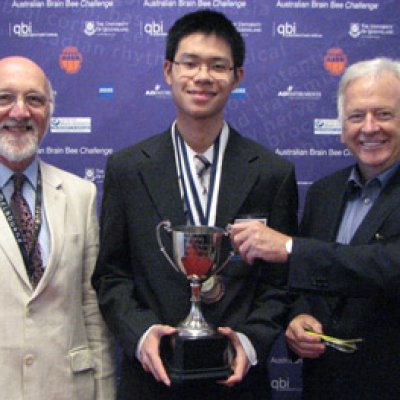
[217,327,250,387]
[139,324,177,386]
[230,220,291,264]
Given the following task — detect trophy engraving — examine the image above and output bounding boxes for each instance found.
[156,220,233,382]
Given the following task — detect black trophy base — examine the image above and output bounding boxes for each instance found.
[160,333,232,384]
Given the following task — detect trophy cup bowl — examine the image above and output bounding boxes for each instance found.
[156,220,233,383]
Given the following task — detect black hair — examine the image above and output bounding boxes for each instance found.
[165,9,245,68]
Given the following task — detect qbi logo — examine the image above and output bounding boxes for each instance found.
[276,22,297,37]
[11,22,33,37]
[271,377,299,392]
[142,21,166,37]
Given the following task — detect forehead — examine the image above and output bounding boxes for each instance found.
[344,71,400,109]
[175,33,233,60]
[0,60,48,94]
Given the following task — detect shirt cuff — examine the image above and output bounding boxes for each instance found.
[236,332,258,366]
[136,325,154,361]
[285,238,293,255]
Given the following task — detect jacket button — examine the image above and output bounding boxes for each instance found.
[24,355,34,366]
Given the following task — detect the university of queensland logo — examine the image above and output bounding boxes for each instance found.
[84,21,97,36]
[59,47,83,74]
[349,23,361,38]
[84,168,96,182]
[323,48,348,76]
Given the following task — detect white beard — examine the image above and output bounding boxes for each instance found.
[0,120,39,163]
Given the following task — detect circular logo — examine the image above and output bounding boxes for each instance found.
[323,48,348,76]
[59,47,83,74]
[84,21,96,36]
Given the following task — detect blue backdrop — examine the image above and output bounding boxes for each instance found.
[2,0,399,397]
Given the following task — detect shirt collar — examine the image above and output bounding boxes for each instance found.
[377,161,400,187]
[174,121,230,164]
[346,161,400,195]
[347,162,400,188]
[0,157,39,190]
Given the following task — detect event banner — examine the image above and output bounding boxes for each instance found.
[1,0,398,398]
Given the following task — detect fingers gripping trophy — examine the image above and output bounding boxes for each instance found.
[156,220,233,383]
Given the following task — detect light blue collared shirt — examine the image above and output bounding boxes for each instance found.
[0,158,50,267]
[336,162,400,244]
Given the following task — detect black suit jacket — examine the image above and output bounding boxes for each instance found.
[93,127,298,400]
[288,165,400,400]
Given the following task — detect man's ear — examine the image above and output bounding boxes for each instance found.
[232,67,244,89]
[163,60,173,85]
[340,130,345,144]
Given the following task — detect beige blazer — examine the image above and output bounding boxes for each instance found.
[0,160,115,400]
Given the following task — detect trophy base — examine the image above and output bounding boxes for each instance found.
[160,333,232,384]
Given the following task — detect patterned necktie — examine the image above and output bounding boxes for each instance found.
[194,154,211,195]
[10,173,43,287]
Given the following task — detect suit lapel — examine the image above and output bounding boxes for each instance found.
[33,161,66,296]
[139,128,261,229]
[309,168,350,314]
[327,167,400,315]
[216,129,261,228]
[318,169,350,241]
[0,161,66,294]
[351,168,400,244]
[0,204,31,288]
[139,131,186,226]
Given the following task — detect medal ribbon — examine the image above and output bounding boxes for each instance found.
[172,122,227,226]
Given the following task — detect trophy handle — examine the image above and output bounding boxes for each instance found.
[213,225,235,275]
[156,220,180,273]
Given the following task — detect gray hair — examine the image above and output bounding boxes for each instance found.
[44,76,55,134]
[46,77,55,116]
[337,57,400,123]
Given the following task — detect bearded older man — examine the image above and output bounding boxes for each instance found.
[0,56,115,399]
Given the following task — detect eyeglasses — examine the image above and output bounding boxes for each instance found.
[0,91,50,109]
[172,59,235,80]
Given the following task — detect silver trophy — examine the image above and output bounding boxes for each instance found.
[156,220,233,382]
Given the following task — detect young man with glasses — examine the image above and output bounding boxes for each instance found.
[93,10,298,400]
